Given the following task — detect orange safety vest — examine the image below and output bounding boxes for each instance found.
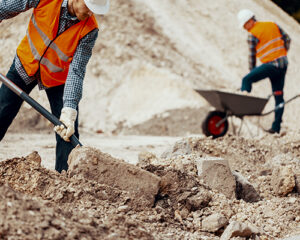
[16,0,98,88]
[249,22,287,64]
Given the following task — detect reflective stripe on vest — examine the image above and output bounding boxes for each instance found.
[256,36,282,54]
[26,28,63,73]
[16,0,98,88]
[249,22,287,64]
[31,15,70,63]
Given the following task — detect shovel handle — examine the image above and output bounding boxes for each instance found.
[0,73,82,147]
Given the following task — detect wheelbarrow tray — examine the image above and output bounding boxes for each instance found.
[195,89,269,117]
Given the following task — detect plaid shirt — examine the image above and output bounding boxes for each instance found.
[0,0,99,109]
[247,23,290,70]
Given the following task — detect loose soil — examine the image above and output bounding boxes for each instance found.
[0,131,300,239]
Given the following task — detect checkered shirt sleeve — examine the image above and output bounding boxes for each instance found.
[1,0,99,110]
[247,34,258,71]
[0,0,39,20]
[63,29,98,109]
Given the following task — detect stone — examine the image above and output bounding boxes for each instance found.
[160,139,192,159]
[68,146,161,208]
[137,151,157,168]
[25,151,41,166]
[233,171,260,202]
[294,172,300,194]
[271,166,295,196]
[220,221,260,240]
[197,157,236,199]
[201,213,228,232]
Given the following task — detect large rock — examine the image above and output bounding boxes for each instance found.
[201,213,228,232]
[271,166,295,196]
[197,157,236,199]
[220,221,260,240]
[233,171,260,202]
[68,146,161,208]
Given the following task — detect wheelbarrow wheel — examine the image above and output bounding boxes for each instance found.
[202,111,228,138]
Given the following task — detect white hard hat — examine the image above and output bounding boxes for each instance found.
[237,9,255,29]
[84,0,110,15]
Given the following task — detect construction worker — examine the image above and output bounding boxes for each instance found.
[0,0,109,172]
[237,9,291,134]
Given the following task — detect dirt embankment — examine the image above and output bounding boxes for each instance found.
[2,0,300,134]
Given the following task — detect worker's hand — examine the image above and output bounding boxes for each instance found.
[54,107,77,142]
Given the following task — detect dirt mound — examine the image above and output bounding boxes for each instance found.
[1,135,300,239]
[0,185,105,240]
[113,107,209,136]
[0,151,219,239]
[2,0,300,135]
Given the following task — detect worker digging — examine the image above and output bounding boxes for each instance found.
[0,0,109,172]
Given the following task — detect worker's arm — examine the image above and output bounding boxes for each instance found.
[247,34,258,71]
[63,28,99,110]
[277,25,291,51]
[54,28,98,141]
[0,0,39,21]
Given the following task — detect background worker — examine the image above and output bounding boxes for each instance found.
[237,9,291,134]
[0,0,109,172]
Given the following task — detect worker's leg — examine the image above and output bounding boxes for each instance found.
[241,64,276,92]
[45,85,79,173]
[269,66,287,133]
[0,61,36,140]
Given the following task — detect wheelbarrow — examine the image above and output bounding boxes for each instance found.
[195,89,300,138]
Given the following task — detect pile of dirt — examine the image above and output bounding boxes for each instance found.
[1,133,300,239]
[112,107,209,136]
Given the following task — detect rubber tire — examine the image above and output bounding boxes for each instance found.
[202,111,228,138]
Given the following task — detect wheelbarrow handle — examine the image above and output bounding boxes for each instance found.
[0,73,82,147]
[261,94,300,116]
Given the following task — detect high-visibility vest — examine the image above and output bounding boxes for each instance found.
[249,22,287,64]
[16,0,98,88]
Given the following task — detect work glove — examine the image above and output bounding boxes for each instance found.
[54,107,77,142]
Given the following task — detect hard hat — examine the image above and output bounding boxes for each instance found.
[237,9,255,29]
[84,0,110,15]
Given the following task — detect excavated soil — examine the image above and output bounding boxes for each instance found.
[0,133,300,239]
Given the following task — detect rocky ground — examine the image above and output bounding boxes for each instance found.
[0,130,300,240]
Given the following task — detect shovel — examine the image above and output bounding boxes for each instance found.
[0,73,82,147]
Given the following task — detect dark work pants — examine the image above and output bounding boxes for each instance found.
[241,63,287,132]
[0,61,79,173]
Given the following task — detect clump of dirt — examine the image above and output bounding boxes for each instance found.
[143,165,212,212]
